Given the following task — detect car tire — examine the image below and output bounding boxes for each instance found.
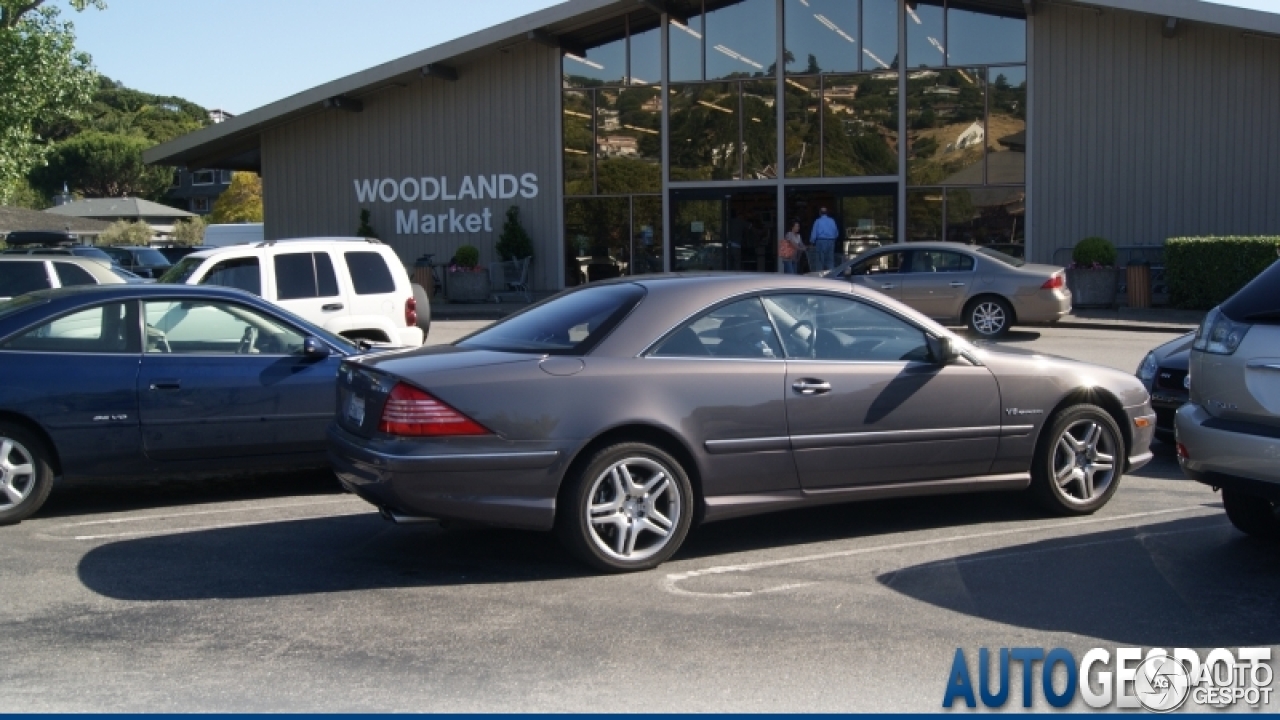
[411,282,432,341]
[0,422,55,526]
[965,296,1013,338]
[1030,405,1125,516]
[1221,488,1280,540]
[557,442,694,573]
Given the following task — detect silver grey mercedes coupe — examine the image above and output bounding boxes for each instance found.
[328,274,1155,572]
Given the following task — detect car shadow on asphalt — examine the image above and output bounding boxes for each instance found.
[37,470,345,521]
[876,515,1280,647]
[78,490,1105,602]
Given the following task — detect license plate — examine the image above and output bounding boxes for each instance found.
[346,395,366,425]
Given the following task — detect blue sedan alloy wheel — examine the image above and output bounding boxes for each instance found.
[1030,405,1125,516]
[0,423,55,525]
[559,442,694,572]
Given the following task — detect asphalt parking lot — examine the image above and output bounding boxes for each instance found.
[2,325,1275,712]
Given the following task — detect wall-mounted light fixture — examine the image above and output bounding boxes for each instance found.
[322,95,363,112]
[1161,17,1180,39]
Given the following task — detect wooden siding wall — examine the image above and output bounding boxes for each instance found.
[1030,3,1280,264]
[262,43,562,290]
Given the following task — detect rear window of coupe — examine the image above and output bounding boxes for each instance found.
[458,283,646,355]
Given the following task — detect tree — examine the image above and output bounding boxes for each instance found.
[98,219,153,246]
[355,208,377,238]
[170,215,206,246]
[0,0,103,204]
[495,206,534,261]
[30,131,171,199]
[208,171,263,223]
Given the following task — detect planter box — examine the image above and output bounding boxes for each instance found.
[446,270,490,303]
[1066,267,1118,308]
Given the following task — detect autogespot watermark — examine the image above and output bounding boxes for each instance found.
[942,647,1274,711]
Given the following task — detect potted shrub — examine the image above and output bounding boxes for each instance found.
[495,206,534,262]
[445,244,490,302]
[1066,236,1119,307]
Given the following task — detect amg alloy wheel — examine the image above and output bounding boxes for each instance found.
[559,442,693,572]
[1031,405,1124,515]
[0,423,55,526]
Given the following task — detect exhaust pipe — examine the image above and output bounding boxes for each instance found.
[379,507,436,524]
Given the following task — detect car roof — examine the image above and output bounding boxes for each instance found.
[185,237,386,260]
[0,255,111,267]
[18,283,260,303]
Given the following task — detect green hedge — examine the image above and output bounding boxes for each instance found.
[1166,236,1280,309]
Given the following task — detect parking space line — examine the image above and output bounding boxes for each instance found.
[51,508,375,542]
[47,498,360,529]
[664,505,1216,597]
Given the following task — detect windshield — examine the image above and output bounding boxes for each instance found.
[1222,259,1280,325]
[977,247,1026,267]
[459,283,646,355]
[133,248,171,266]
[158,256,203,284]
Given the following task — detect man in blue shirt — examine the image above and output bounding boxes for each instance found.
[809,207,839,272]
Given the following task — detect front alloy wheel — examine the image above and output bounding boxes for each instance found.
[1031,405,1124,515]
[0,423,55,526]
[559,443,693,572]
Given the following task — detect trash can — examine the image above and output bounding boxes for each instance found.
[413,253,435,297]
[1126,261,1151,309]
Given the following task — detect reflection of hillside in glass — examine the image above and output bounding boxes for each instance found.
[986,66,1026,185]
[906,67,988,186]
[784,74,898,178]
[670,81,777,182]
[563,91,594,195]
[596,88,664,194]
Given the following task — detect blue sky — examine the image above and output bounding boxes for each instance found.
[62,0,1279,115]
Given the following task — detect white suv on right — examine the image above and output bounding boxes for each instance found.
[160,237,425,346]
[1177,259,1280,539]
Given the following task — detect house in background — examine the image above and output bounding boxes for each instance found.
[0,205,111,244]
[163,167,233,214]
[44,197,197,235]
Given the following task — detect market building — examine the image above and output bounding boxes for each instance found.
[145,0,1280,292]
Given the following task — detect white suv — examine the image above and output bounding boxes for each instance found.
[160,238,425,346]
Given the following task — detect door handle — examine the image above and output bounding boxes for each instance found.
[949,282,966,288]
[321,303,344,312]
[149,379,181,391]
[792,379,832,395]
[880,283,896,290]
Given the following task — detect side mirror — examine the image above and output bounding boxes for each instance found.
[927,335,960,365]
[303,336,331,358]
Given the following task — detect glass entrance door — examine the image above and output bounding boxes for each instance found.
[785,183,897,272]
[670,189,777,273]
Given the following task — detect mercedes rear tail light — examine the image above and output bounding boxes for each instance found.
[378,383,490,437]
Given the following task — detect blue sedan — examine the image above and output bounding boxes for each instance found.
[0,284,362,524]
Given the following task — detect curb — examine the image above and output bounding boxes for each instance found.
[1054,321,1198,334]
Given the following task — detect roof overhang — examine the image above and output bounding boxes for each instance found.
[144,0,1280,173]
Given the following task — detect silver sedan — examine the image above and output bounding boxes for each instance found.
[328,273,1152,572]
[824,242,1071,337]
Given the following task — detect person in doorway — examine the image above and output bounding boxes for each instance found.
[779,221,804,274]
[809,207,839,272]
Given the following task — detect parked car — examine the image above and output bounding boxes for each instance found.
[3,245,117,264]
[329,273,1154,572]
[1135,332,1193,444]
[1176,260,1280,539]
[822,242,1070,338]
[0,284,371,525]
[0,257,129,301]
[159,238,428,345]
[100,246,172,279]
[155,245,217,264]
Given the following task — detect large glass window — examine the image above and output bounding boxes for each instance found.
[705,0,776,80]
[987,65,1026,185]
[563,34,626,88]
[564,91,594,196]
[907,67,985,186]
[907,189,944,242]
[862,0,899,70]
[785,0,860,75]
[630,17,662,85]
[783,76,820,178]
[944,187,1025,247]
[822,73,899,177]
[565,196,631,286]
[742,79,777,179]
[948,1,1026,66]
[906,0,946,69]
[669,82,740,181]
[668,3,704,82]
[596,88,663,194]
